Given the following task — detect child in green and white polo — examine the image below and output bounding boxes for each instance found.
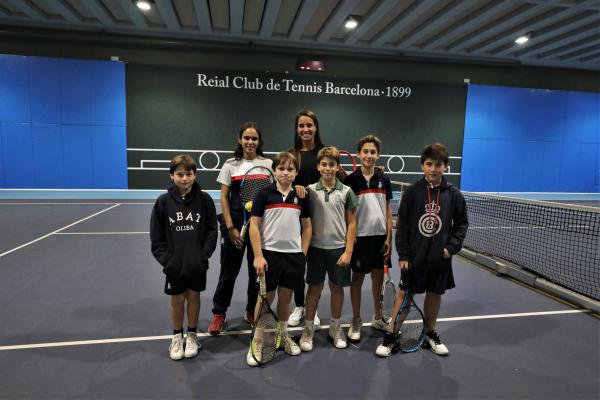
[299,146,357,351]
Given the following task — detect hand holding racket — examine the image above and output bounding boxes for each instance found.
[250,275,281,365]
[239,166,274,239]
[392,290,426,353]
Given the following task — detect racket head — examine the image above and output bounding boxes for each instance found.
[239,166,274,238]
[393,291,426,353]
[338,150,357,174]
[250,300,280,365]
[381,280,396,324]
[250,275,281,365]
[239,166,275,205]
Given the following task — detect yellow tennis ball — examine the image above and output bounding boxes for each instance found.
[245,201,253,212]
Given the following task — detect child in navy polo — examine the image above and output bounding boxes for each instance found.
[245,152,312,366]
[345,135,393,342]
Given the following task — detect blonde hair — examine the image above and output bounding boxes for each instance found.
[316,146,340,164]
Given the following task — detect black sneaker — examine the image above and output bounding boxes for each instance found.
[375,332,397,357]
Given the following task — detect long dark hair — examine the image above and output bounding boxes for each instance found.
[293,109,324,152]
[233,121,265,159]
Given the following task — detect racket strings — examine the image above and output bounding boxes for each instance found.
[395,306,425,351]
[252,310,279,363]
[381,283,396,322]
[240,176,273,204]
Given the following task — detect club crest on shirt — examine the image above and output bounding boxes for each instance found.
[418,201,442,237]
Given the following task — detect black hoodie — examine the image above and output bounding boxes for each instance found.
[395,177,468,269]
[150,182,218,279]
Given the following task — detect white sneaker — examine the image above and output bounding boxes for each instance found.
[300,325,315,352]
[371,316,390,332]
[328,321,347,349]
[288,306,304,327]
[246,346,259,366]
[283,336,301,356]
[347,317,362,342]
[184,332,201,358]
[423,330,449,356]
[375,333,396,357]
[314,311,321,328]
[169,334,185,361]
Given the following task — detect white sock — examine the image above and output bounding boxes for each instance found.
[305,320,314,329]
[281,321,288,336]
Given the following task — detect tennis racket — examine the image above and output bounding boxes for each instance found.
[339,149,357,174]
[392,289,426,353]
[380,261,396,325]
[239,166,274,239]
[250,274,282,365]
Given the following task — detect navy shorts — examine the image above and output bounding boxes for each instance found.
[351,235,387,273]
[399,262,455,295]
[164,271,207,295]
[263,250,306,292]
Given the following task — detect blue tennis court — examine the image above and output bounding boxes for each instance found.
[0,196,597,399]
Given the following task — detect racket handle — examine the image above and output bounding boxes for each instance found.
[259,274,266,297]
[239,224,248,239]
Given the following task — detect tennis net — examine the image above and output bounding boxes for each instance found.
[391,180,600,300]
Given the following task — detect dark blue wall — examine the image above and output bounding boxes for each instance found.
[0,55,127,188]
[461,84,599,193]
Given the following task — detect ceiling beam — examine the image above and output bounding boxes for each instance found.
[344,0,397,46]
[155,0,181,31]
[45,0,81,23]
[467,7,576,55]
[5,0,46,20]
[540,35,600,59]
[419,1,515,51]
[192,0,211,34]
[447,2,547,51]
[316,0,360,43]
[371,0,438,47]
[260,0,280,38]
[289,0,320,41]
[84,0,114,26]
[120,0,148,28]
[516,22,600,58]
[558,42,600,60]
[230,0,244,36]
[396,0,474,50]
[500,12,600,57]
[579,52,600,62]
[520,0,600,12]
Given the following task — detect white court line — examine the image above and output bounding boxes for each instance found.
[54,232,150,235]
[0,204,121,258]
[0,309,589,351]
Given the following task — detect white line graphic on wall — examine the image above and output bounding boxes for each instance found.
[127,148,461,176]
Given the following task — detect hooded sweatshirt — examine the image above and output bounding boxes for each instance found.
[395,177,468,268]
[150,182,218,278]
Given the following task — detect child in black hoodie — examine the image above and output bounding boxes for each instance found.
[150,155,218,360]
[376,143,468,357]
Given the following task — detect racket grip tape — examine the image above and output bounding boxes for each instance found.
[239,224,248,239]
